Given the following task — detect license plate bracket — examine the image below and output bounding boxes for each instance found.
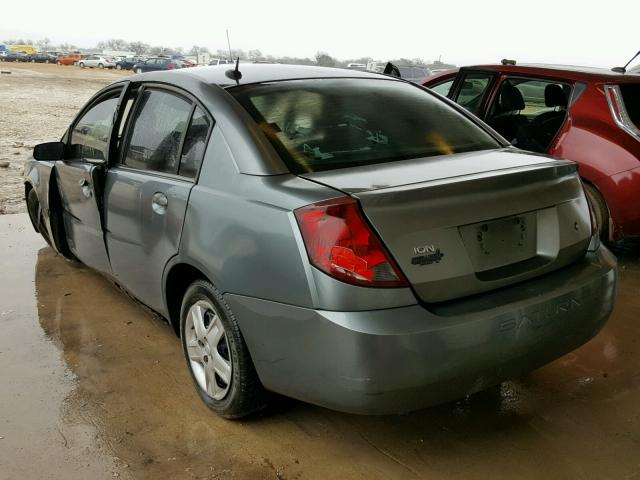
[459,212,538,272]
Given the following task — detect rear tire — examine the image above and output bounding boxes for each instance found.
[56,60,61,65]
[116,64,122,70]
[135,67,142,74]
[98,63,104,69]
[180,280,269,419]
[79,62,85,68]
[584,183,610,239]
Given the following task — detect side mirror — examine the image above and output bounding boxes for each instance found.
[33,141,65,161]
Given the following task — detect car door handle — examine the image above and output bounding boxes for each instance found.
[151,192,168,214]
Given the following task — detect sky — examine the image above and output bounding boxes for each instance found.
[1,0,639,68]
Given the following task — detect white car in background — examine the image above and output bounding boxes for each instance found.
[78,55,117,69]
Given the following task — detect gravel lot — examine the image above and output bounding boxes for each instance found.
[0,62,128,214]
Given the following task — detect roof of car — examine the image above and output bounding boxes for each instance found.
[165,63,392,87]
[464,63,640,81]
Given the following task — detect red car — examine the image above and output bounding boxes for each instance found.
[424,63,640,240]
[56,53,84,66]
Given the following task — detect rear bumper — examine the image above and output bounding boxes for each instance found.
[226,246,617,415]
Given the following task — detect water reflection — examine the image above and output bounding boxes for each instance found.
[32,243,640,480]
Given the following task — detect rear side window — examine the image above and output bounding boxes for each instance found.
[123,89,192,174]
[179,106,211,178]
[70,93,120,161]
[231,78,499,173]
[620,84,640,129]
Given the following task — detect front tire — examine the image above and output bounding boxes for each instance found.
[180,280,269,419]
[26,189,52,247]
[79,62,85,68]
[135,67,142,74]
[98,63,104,69]
[116,64,122,70]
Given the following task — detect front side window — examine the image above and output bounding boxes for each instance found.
[123,89,193,174]
[70,93,120,161]
[231,78,499,173]
[453,72,495,115]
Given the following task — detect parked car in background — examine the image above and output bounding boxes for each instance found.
[424,63,640,241]
[25,64,615,419]
[57,53,84,66]
[181,58,197,68]
[209,58,233,66]
[132,57,181,73]
[397,65,432,83]
[115,56,144,70]
[25,52,57,63]
[0,52,28,62]
[78,55,117,69]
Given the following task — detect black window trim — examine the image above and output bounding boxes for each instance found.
[449,68,500,116]
[115,82,215,182]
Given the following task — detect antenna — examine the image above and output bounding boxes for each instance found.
[612,50,640,73]
[225,57,242,84]
[226,29,232,61]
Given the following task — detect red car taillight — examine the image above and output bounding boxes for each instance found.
[167,63,175,70]
[294,197,409,288]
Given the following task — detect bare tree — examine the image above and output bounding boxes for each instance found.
[37,37,51,51]
[188,45,210,56]
[128,41,150,55]
[149,45,168,56]
[248,49,263,61]
[315,51,336,67]
[97,39,130,52]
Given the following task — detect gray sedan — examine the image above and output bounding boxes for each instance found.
[24,64,617,418]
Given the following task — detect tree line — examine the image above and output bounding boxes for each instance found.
[2,37,453,69]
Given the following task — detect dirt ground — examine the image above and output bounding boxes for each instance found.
[0,62,128,214]
[1,213,640,479]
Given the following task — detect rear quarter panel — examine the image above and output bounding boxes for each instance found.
[176,126,324,308]
[552,82,640,179]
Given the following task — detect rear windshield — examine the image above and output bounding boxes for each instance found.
[620,84,640,129]
[230,78,500,173]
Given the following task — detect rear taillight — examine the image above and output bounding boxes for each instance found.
[604,84,640,142]
[167,63,175,70]
[294,197,409,288]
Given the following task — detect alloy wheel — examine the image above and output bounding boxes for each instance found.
[184,300,232,400]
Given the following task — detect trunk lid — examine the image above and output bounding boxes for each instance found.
[300,148,592,302]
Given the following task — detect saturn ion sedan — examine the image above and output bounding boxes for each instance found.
[24,64,617,418]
